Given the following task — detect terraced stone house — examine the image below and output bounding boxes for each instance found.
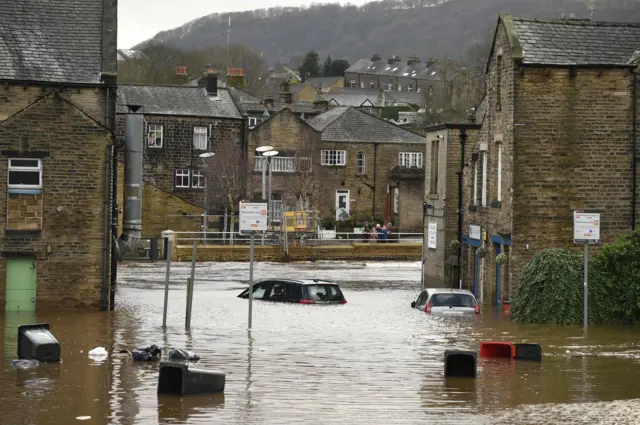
[0,0,117,311]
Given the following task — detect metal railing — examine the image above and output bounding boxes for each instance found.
[173,231,423,246]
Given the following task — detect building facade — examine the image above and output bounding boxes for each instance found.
[116,75,245,236]
[0,0,118,311]
[461,14,640,305]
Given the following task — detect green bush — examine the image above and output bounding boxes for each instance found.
[592,229,640,323]
[510,248,611,325]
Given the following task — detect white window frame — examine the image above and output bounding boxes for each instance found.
[360,81,365,89]
[8,158,43,190]
[399,152,423,169]
[473,160,478,205]
[248,117,258,128]
[408,84,413,92]
[497,143,502,202]
[388,82,394,91]
[175,169,190,188]
[193,126,208,150]
[356,152,366,175]
[148,124,163,148]
[321,150,346,166]
[191,170,205,189]
[350,80,356,88]
[393,187,399,214]
[370,81,375,89]
[481,151,488,207]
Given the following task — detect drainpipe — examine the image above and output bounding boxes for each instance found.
[372,144,378,219]
[633,70,637,231]
[457,129,466,289]
[101,87,112,311]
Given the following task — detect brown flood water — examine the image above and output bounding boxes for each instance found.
[1,261,640,425]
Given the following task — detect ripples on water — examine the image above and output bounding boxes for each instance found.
[1,261,640,425]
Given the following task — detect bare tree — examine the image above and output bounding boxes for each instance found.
[206,137,246,244]
[286,136,321,212]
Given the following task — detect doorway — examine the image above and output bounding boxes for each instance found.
[5,257,37,312]
[335,190,350,221]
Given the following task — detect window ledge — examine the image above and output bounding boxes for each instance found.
[478,206,488,213]
[5,229,41,237]
[491,200,502,209]
[8,188,42,195]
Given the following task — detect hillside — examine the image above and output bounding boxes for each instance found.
[137,0,640,64]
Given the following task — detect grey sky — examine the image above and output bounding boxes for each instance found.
[118,0,370,49]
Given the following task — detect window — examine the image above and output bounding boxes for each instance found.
[430,141,440,194]
[388,82,394,91]
[370,81,375,89]
[408,84,414,92]
[393,187,399,214]
[321,150,346,166]
[175,169,190,188]
[473,159,478,205]
[350,80,356,88]
[248,117,258,128]
[481,150,488,207]
[193,126,207,150]
[398,84,402,91]
[356,152,366,175]
[192,170,205,188]
[399,152,423,168]
[8,158,42,190]
[360,82,365,89]
[298,157,312,172]
[148,124,163,148]
[496,143,502,202]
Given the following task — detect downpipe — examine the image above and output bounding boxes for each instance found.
[457,129,466,289]
[632,70,637,231]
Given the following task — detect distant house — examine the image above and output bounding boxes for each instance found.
[305,76,344,93]
[116,74,245,235]
[0,0,117,311]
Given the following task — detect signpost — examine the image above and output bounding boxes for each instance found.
[427,222,437,249]
[573,209,600,332]
[240,200,268,330]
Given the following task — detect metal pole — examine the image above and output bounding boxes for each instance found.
[162,238,172,328]
[248,233,255,330]
[584,243,588,332]
[268,157,273,226]
[261,156,267,200]
[204,174,208,245]
[186,240,197,330]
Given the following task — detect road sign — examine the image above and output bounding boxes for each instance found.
[428,222,437,249]
[573,210,600,244]
[239,201,267,233]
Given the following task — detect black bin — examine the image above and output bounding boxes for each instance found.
[158,361,225,395]
[18,323,61,362]
[444,350,477,378]
[514,343,542,362]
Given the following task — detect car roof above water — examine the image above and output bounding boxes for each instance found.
[261,278,338,286]
[425,288,475,296]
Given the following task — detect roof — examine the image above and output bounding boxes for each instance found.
[117,49,146,62]
[307,107,426,144]
[306,76,343,89]
[258,278,337,286]
[242,101,321,115]
[0,0,105,84]
[498,14,640,66]
[346,58,459,82]
[116,85,242,119]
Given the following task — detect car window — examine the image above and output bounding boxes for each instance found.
[429,293,476,308]
[251,282,270,299]
[269,281,291,300]
[416,291,427,306]
[306,284,344,302]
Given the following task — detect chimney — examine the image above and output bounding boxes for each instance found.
[426,58,438,67]
[388,55,401,65]
[371,53,382,62]
[118,104,144,257]
[264,96,275,108]
[206,73,218,96]
[279,80,292,104]
[314,87,329,113]
[204,63,213,74]
[226,67,245,89]
[407,56,420,66]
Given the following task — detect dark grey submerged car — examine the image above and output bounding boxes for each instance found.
[237,279,347,304]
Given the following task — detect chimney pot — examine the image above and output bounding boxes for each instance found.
[371,53,382,62]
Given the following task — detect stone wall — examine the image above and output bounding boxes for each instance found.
[0,89,111,310]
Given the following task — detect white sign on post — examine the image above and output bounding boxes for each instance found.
[469,225,481,240]
[239,201,267,233]
[428,222,437,249]
[573,211,600,244]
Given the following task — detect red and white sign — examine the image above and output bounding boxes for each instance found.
[573,211,600,244]
[239,201,267,232]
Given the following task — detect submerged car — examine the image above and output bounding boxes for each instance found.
[411,288,479,316]
[237,279,347,305]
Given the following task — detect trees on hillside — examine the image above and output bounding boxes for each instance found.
[300,51,350,80]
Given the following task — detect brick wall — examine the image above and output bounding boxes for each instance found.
[7,194,43,231]
[0,89,111,310]
[115,114,243,207]
[292,84,318,102]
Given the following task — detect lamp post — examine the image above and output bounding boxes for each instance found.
[256,145,273,201]
[199,152,215,244]
[262,150,279,225]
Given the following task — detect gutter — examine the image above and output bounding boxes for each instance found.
[633,70,637,231]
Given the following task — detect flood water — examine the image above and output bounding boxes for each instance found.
[1,261,640,425]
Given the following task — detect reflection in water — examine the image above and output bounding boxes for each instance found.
[1,261,640,425]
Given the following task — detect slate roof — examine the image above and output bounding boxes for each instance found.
[116,85,242,119]
[307,107,425,144]
[0,1,105,84]
[242,101,321,115]
[306,76,343,89]
[507,16,640,66]
[346,58,458,82]
[327,88,424,107]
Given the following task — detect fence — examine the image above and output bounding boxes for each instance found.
[173,231,423,246]
[119,237,167,261]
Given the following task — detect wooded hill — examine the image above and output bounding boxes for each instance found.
[137,0,640,65]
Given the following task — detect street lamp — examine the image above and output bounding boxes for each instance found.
[256,145,273,200]
[199,152,215,244]
[262,149,279,225]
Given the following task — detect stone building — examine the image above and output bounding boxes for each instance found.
[460,14,640,305]
[248,106,427,230]
[423,123,480,288]
[116,74,245,236]
[0,0,117,311]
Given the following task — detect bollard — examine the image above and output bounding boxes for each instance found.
[444,350,477,378]
[150,238,159,262]
[514,343,542,361]
[479,342,515,358]
[18,324,61,362]
[157,361,225,395]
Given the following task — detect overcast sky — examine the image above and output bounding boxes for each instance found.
[118,0,370,49]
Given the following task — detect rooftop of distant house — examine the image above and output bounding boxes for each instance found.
[346,54,460,81]
[498,14,640,67]
[0,0,109,84]
[116,84,242,119]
